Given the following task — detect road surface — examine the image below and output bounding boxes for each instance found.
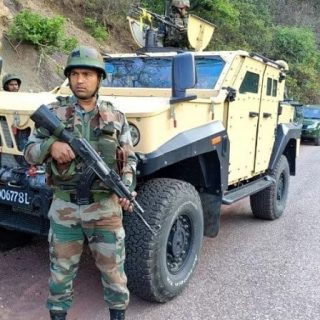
[0,143,319,320]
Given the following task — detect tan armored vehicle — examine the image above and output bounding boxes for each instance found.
[0,15,300,302]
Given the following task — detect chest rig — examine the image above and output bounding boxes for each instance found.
[48,97,120,204]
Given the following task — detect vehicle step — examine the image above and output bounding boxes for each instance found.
[222,176,275,205]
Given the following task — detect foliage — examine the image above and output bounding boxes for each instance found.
[81,0,132,26]
[271,27,318,63]
[226,0,273,53]
[84,17,108,42]
[285,63,320,103]
[192,0,240,50]
[7,9,77,53]
[270,26,320,102]
[139,0,164,13]
[128,0,320,102]
[48,0,320,103]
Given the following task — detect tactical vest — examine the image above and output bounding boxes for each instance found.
[47,97,119,193]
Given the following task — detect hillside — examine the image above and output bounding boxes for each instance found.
[2,0,320,103]
[0,0,134,92]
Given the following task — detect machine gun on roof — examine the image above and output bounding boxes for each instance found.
[127,4,216,52]
[130,5,186,31]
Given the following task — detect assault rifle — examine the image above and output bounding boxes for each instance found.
[30,104,157,236]
[131,5,185,31]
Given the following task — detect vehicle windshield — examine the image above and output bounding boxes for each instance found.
[303,107,320,119]
[102,56,225,89]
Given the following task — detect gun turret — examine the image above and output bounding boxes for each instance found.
[127,5,215,51]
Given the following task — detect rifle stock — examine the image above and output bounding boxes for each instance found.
[31,104,157,235]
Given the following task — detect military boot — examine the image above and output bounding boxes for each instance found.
[49,310,67,320]
[109,309,125,320]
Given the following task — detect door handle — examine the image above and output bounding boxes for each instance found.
[249,111,259,118]
[263,112,272,118]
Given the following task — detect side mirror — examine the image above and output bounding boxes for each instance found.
[170,52,197,104]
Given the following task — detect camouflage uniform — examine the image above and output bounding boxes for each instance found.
[24,95,137,313]
[171,0,190,28]
[164,0,190,48]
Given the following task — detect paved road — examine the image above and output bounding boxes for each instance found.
[0,143,319,320]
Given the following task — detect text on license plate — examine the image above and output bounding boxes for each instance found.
[0,188,30,205]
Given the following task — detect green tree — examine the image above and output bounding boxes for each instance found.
[228,0,273,53]
[271,26,320,103]
[271,26,318,63]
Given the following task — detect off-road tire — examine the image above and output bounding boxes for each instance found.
[250,155,290,220]
[124,178,203,302]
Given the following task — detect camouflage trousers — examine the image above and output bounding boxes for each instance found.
[46,192,129,312]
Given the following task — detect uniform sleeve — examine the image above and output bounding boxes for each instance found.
[118,112,137,191]
[24,127,57,165]
[24,104,58,165]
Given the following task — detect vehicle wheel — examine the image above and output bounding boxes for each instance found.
[124,178,203,302]
[0,227,33,251]
[250,155,290,220]
[315,137,320,146]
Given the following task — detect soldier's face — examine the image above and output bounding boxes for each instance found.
[7,80,20,92]
[69,68,100,99]
[179,7,188,17]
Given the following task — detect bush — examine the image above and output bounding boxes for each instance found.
[84,17,108,42]
[7,10,77,53]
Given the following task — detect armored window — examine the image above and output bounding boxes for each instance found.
[266,77,278,96]
[267,78,272,95]
[239,71,259,94]
[103,58,172,88]
[102,56,225,89]
[272,79,278,96]
[194,57,225,89]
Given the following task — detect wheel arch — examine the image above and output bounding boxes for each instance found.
[269,123,301,175]
[136,121,230,195]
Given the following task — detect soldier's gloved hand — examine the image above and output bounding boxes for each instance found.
[118,191,137,213]
[50,141,76,164]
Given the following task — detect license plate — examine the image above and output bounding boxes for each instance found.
[0,186,33,207]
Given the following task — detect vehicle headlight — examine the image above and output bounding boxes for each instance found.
[129,123,140,146]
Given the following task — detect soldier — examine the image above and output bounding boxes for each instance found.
[2,73,21,92]
[164,0,190,48]
[2,72,28,166]
[171,0,190,29]
[24,46,137,320]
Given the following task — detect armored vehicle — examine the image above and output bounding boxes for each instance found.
[0,15,300,303]
[301,105,320,145]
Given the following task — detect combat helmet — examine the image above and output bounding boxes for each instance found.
[172,0,190,8]
[2,73,21,90]
[64,46,106,79]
